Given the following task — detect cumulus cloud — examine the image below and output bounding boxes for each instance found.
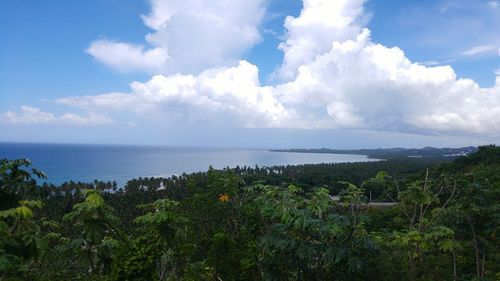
[11,0,500,137]
[86,41,168,73]
[461,45,497,56]
[1,106,56,124]
[56,61,293,127]
[87,0,265,74]
[273,27,500,133]
[0,106,112,126]
[276,0,369,81]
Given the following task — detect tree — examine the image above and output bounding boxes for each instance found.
[383,170,458,281]
[250,183,376,280]
[63,189,124,277]
[0,159,46,210]
[0,200,46,280]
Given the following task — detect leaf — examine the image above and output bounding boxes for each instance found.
[439,240,455,252]
[16,205,33,218]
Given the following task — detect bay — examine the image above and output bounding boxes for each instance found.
[0,142,377,186]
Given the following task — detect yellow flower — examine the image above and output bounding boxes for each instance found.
[218,193,230,202]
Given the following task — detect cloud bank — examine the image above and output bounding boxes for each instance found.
[8,0,500,139]
[0,106,112,126]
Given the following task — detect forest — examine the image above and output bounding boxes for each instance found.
[0,146,499,280]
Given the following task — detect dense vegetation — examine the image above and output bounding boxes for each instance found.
[1,146,499,280]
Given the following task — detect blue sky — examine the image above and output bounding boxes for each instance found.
[1,0,500,148]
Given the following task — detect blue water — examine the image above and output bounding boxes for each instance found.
[0,143,376,186]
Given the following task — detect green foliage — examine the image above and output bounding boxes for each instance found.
[108,234,160,281]
[0,159,46,211]
[1,145,499,280]
[63,189,121,242]
[249,183,376,280]
[62,189,124,278]
[0,200,46,280]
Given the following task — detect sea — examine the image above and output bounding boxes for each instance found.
[0,142,377,187]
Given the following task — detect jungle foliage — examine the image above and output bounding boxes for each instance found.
[0,146,499,280]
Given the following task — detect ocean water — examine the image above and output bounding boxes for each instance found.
[0,143,376,186]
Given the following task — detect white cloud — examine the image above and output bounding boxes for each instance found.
[0,106,112,126]
[461,45,497,56]
[57,61,293,127]
[419,60,440,66]
[13,0,500,138]
[272,28,500,133]
[60,113,113,126]
[86,41,168,73]
[1,106,56,124]
[276,0,369,81]
[418,59,455,66]
[488,1,498,9]
[87,0,266,74]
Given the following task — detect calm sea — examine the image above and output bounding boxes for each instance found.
[0,143,376,186]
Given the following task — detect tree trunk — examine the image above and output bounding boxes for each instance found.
[87,242,96,275]
[452,249,457,281]
[409,252,417,281]
[468,218,481,278]
[481,248,486,277]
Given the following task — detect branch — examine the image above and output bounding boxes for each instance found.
[392,175,412,222]
[419,170,429,231]
[424,182,456,231]
[363,190,373,215]
[422,184,444,219]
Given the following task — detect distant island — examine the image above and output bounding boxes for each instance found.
[271,146,478,159]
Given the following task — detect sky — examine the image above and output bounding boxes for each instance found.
[1,0,500,149]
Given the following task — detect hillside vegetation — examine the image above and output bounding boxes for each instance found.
[1,146,499,280]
